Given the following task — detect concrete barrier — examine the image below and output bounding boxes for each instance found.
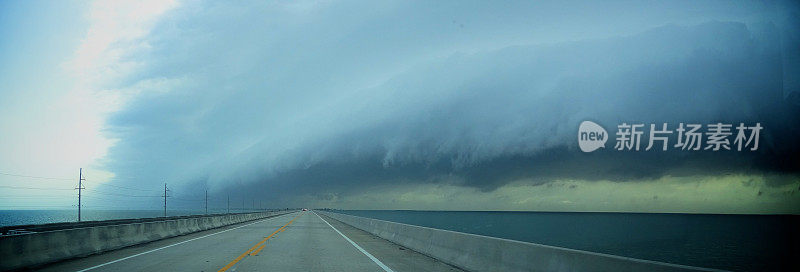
[0,211,295,271]
[318,211,720,272]
[0,211,294,235]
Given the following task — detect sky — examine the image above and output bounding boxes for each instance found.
[1,0,799,214]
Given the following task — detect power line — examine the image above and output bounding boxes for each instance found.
[0,185,73,191]
[170,197,204,202]
[82,195,156,202]
[2,169,230,214]
[1,170,156,191]
[0,204,73,208]
[95,182,160,192]
[0,171,72,180]
[85,189,160,198]
[0,195,72,199]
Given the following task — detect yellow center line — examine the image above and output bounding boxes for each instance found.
[217,212,303,272]
[250,244,266,256]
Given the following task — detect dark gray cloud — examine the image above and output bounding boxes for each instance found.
[98,0,800,209]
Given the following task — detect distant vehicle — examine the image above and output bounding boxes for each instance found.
[302,208,308,211]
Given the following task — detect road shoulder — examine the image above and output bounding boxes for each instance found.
[35,213,295,272]
[317,212,464,272]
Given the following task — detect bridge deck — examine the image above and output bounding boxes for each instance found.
[39,211,461,272]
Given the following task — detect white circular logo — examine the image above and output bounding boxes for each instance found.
[578,121,608,152]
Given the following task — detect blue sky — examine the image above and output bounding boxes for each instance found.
[1,0,798,213]
[1,0,175,209]
[0,0,93,208]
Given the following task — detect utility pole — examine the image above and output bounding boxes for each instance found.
[163,183,169,217]
[204,190,208,214]
[75,168,85,222]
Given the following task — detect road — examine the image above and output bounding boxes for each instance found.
[40,211,462,272]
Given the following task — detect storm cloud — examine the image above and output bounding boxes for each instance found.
[92,1,800,210]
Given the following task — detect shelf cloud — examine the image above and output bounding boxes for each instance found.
[89,0,799,212]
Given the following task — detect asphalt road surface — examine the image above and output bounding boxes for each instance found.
[39,210,462,272]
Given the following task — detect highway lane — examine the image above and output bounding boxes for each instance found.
[39,210,461,272]
[226,211,387,271]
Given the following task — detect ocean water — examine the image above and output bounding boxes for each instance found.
[0,210,207,227]
[337,210,800,272]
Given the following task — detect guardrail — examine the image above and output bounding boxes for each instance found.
[0,210,295,236]
[0,210,295,271]
[318,211,720,272]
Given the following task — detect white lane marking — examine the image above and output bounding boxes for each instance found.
[75,213,294,272]
[314,211,394,272]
